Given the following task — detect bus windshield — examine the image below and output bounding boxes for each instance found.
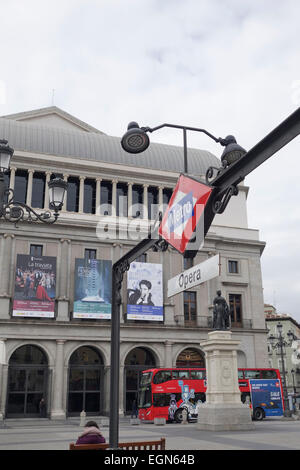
[140,372,153,386]
[138,386,152,409]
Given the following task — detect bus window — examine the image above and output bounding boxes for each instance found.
[140,372,153,386]
[244,370,260,379]
[190,370,205,380]
[138,387,152,408]
[153,370,172,384]
[172,370,190,379]
[261,370,277,379]
[238,370,244,379]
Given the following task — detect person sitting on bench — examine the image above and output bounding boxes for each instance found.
[76,421,106,445]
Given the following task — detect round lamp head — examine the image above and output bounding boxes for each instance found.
[221,135,246,166]
[121,122,150,154]
[48,177,68,212]
[277,323,283,335]
[0,139,14,172]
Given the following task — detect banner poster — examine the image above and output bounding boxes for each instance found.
[127,262,163,321]
[73,258,112,319]
[249,379,284,417]
[13,254,56,318]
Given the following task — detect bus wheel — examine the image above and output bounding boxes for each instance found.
[253,407,264,421]
[174,409,184,423]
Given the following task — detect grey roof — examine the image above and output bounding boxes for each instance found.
[0,116,220,176]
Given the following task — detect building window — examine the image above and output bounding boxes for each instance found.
[229,293,242,327]
[67,176,80,212]
[184,291,197,326]
[83,179,96,214]
[136,254,147,263]
[85,249,97,260]
[132,184,143,218]
[30,244,43,257]
[14,169,28,204]
[117,183,128,217]
[100,180,112,215]
[148,186,158,220]
[31,172,46,208]
[163,188,173,206]
[228,260,239,274]
[183,256,193,270]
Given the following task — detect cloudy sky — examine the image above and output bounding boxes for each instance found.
[1,0,299,322]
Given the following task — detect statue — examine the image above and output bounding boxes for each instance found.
[212,290,231,330]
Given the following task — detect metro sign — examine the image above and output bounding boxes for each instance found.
[159,174,212,254]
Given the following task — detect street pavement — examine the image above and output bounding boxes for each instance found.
[0,416,300,451]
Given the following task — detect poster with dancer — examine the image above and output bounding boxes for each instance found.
[13,254,56,318]
[73,258,112,319]
[127,262,163,321]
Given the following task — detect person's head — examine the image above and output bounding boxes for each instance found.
[139,280,152,298]
[217,290,222,296]
[85,420,99,429]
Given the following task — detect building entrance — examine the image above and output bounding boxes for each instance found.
[67,346,104,416]
[6,345,49,418]
[124,347,156,415]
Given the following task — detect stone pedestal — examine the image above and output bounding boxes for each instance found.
[197,330,254,431]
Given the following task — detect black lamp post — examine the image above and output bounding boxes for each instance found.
[268,323,297,416]
[0,140,67,224]
[121,121,247,174]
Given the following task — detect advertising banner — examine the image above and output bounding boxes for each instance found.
[13,254,56,318]
[127,262,163,321]
[249,379,284,417]
[73,258,112,319]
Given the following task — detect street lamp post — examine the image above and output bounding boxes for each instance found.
[291,369,296,394]
[0,140,67,224]
[268,323,297,416]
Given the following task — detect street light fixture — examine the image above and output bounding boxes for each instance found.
[121,121,247,174]
[0,140,67,224]
[268,322,296,416]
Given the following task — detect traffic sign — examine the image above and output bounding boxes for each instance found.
[159,174,212,254]
[167,254,220,297]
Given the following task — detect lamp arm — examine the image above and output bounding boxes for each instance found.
[1,190,59,225]
[143,123,222,144]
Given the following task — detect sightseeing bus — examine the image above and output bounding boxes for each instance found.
[138,367,284,422]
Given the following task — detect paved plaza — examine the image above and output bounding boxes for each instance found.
[0,416,300,451]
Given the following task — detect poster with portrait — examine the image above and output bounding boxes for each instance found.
[127,262,163,321]
[13,254,56,318]
[73,258,112,319]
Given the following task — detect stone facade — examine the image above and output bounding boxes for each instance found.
[0,107,268,419]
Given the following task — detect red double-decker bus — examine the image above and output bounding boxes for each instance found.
[138,367,283,422]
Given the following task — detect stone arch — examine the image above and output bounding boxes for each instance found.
[237,350,247,368]
[6,344,49,418]
[175,346,205,368]
[67,345,105,416]
[123,346,157,415]
[65,343,107,367]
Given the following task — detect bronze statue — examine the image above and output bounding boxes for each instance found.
[212,290,230,330]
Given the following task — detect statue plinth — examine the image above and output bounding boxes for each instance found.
[197,330,254,431]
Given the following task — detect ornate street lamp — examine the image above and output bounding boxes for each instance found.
[121,121,246,174]
[0,140,67,224]
[268,322,297,416]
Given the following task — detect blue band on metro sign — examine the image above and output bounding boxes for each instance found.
[159,175,212,254]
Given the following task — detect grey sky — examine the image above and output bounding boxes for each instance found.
[1,0,299,321]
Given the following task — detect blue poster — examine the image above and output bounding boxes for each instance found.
[127,262,163,321]
[73,258,112,319]
[249,379,284,417]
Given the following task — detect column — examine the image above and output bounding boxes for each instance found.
[158,185,163,207]
[112,179,117,216]
[143,184,148,220]
[127,182,133,217]
[51,339,66,419]
[9,167,16,191]
[44,171,51,209]
[62,174,68,211]
[0,338,7,420]
[26,169,34,206]
[57,239,70,321]
[0,234,14,296]
[79,176,85,213]
[96,177,102,215]
[164,341,174,368]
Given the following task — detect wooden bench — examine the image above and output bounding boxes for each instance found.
[69,437,166,450]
